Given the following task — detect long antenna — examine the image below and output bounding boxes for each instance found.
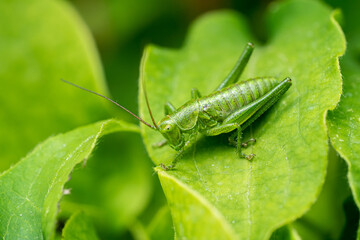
[140,49,159,130]
[61,79,157,130]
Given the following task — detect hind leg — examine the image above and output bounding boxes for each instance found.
[215,42,254,91]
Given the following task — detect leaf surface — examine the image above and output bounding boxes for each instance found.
[326,0,360,235]
[0,119,138,239]
[140,0,345,239]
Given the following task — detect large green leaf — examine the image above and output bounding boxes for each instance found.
[139,0,345,239]
[0,119,138,239]
[326,0,360,236]
[0,0,108,171]
[327,0,360,208]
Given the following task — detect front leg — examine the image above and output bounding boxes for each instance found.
[159,148,184,171]
[160,132,198,170]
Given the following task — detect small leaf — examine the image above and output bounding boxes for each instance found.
[140,0,345,239]
[0,119,138,239]
[62,211,99,240]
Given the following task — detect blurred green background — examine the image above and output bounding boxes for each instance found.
[1,0,359,239]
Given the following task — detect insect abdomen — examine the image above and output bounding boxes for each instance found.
[200,77,278,120]
[232,77,278,106]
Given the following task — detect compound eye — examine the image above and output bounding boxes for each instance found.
[165,124,171,131]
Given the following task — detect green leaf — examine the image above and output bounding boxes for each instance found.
[62,211,99,240]
[139,0,345,239]
[0,119,138,239]
[327,0,360,207]
[326,0,360,236]
[0,0,109,171]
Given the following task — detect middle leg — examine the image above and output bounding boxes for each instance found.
[234,126,255,160]
[228,131,256,148]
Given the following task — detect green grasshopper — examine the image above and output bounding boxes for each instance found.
[62,42,292,170]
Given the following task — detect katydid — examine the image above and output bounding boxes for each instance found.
[62,42,292,170]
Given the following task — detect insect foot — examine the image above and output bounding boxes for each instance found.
[239,151,256,160]
[241,138,256,148]
[245,154,255,160]
[228,136,256,148]
[159,163,174,171]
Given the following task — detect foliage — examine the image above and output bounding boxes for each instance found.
[0,119,138,239]
[0,0,359,239]
[140,1,345,238]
